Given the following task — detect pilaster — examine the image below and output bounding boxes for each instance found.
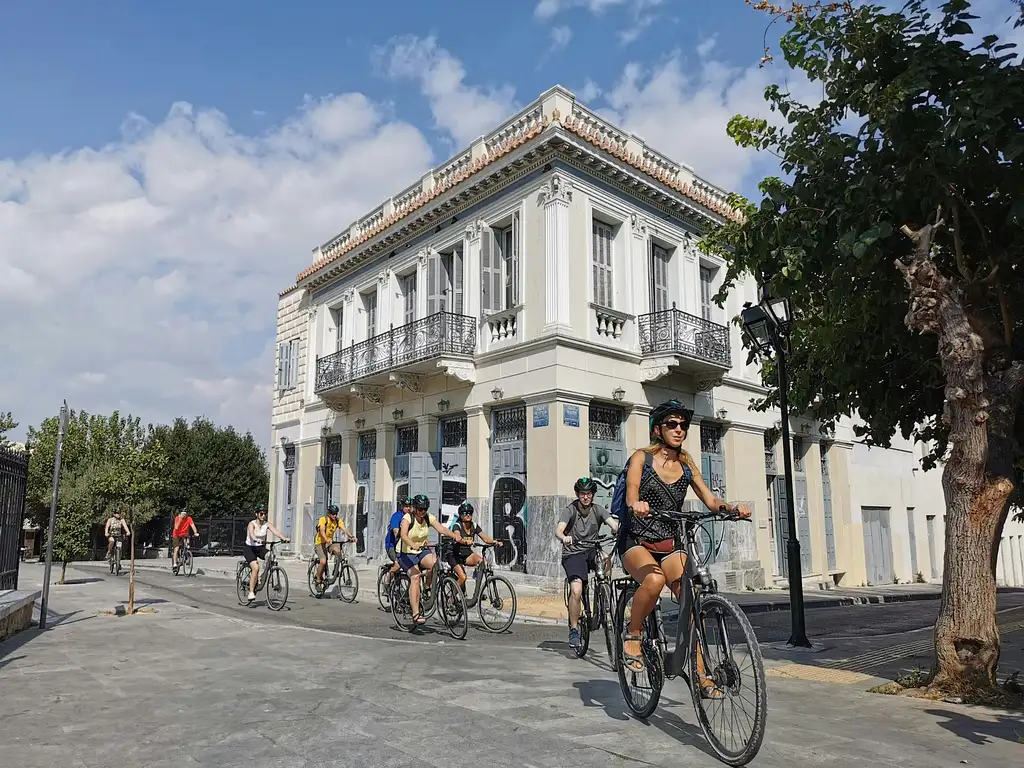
[373,423,396,502]
[540,173,572,332]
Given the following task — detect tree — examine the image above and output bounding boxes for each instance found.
[707,1,1023,697]
[51,462,98,584]
[148,417,269,522]
[0,411,17,447]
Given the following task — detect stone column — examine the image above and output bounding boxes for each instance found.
[416,249,430,319]
[339,430,358,535]
[371,424,396,558]
[463,223,482,321]
[524,393,590,578]
[540,173,572,333]
[625,403,651,453]
[376,268,394,330]
[629,214,648,348]
[465,405,491,534]
[416,414,439,454]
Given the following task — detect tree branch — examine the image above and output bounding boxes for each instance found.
[950,201,973,283]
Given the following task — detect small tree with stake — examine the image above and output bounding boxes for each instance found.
[708,0,1024,700]
[107,499,159,615]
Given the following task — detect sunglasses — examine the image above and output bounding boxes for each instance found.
[460,511,474,516]
[660,419,689,431]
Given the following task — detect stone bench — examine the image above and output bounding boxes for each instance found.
[0,589,41,642]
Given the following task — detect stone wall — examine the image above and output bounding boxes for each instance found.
[0,593,37,642]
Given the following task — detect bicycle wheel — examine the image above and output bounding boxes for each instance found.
[615,584,663,718]
[689,593,767,767]
[265,566,290,611]
[439,576,468,640]
[308,560,327,598]
[421,563,440,620]
[572,583,591,658]
[598,581,618,670]
[182,549,194,577]
[236,565,252,605]
[108,551,115,575]
[478,574,517,633]
[377,568,392,611]
[337,564,359,603]
[389,574,417,632]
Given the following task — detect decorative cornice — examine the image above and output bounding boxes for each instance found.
[437,359,476,383]
[349,384,383,405]
[389,373,423,393]
[377,268,391,286]
[631,213,648,237]
[538,173,573,205]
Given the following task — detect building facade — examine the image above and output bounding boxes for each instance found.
[268,85,1024,586]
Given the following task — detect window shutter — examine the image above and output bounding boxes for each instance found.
[592,221,613,308]
[452,247,464,315]
[651,243,669,312]
[366,292,377,337]
[491,229,503,313]
[277,342,287,390]
[427,252,439,315]
[511,212,520,306]
[480,227,494,314]
[288,340,299,389]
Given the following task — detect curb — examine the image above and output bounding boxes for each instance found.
[661,589,942,622]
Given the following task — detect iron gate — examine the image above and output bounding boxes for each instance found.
[0,445,29,590]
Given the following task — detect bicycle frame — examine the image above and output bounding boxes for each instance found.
[462,545,497,610]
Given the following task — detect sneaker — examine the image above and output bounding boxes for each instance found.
[246,591,256,602]
[568,628,581,648]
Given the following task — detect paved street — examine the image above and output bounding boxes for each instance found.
[2,563,1022,768]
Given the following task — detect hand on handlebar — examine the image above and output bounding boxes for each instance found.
[631,500,651,517]
[719,503,752,520]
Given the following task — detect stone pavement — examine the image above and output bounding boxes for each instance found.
[2,565,1022,768]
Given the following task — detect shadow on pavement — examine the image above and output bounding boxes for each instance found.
[58,578,104,586]
[925,707,1024,746]
[573,676,720,760]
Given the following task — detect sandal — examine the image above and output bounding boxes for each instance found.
[413,613,427,626]
[699,676,725,699]
[622,633,646,673]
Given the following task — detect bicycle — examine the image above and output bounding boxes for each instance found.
[459,543,517,633]
[173,536,194,577]
[108,539,124,576]
[613,507,766,766]
[390,549,467,639]
[376,560,402,611]
[562,535,617,667]
[235,541,290,611]
[307,539,359,602]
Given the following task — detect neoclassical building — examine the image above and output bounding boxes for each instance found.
[269,85,1024,587]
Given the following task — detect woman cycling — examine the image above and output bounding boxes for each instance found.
[398,494,464,625]
[242,505,289,602]
[618,399,750,695]
[446,501,503,589]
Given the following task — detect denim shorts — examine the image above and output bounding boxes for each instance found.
[398,551,428,571]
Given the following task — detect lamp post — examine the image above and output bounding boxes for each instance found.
[740,294,811,648]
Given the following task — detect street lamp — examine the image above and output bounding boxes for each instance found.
[740,293,811,648]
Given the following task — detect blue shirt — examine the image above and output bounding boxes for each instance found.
[384,510,405,551]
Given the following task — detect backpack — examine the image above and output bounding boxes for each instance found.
[610,452,654,521]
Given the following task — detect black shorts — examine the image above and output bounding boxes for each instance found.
[446,548,473,569]
[242,544,267,564]
[616,532,681,566]
[562,549,598,583]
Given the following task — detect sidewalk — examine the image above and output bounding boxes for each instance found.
[4,565,1021,768]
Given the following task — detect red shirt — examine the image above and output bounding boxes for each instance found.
[173,515,194,538]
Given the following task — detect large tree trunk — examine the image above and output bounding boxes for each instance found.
[897,217,1024,695]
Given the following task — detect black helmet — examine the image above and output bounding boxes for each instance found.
[412,494,430,510]
[458,501,474,516]
[398,495,409,507]
[573,477,597,494]
[649,399,693,438]
[327,503,339,516]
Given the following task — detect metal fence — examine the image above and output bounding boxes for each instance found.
[0,445,29,590]
[187,516,252,557]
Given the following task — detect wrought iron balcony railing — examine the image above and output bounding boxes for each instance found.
[637,308,731,368]
[316,311,476,393]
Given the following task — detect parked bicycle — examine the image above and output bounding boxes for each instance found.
[235,542,289,611]
[175,536,195,577]
[562,534,617,666]
[390,548,467,639]
[308,539,359,602]
[108,539,123,576]
[463,543,517,633]
[613,507,766,766]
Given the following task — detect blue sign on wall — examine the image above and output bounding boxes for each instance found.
[563,404,580,427]
[533,404,549,428]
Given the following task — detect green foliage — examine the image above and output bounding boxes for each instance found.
[0,411,16,446]
[703,1,1024,489]
[147,417,268,520]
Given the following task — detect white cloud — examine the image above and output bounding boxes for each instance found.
[598,47,817,193]
[533,0,664,44]
[377,35,518,147]
[1,92,435,445]
[578,78,602,102]
[550,25,574,51]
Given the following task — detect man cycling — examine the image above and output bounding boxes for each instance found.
[446,501,503,589]
[556,477,619,649]
[171,507,198,574]
[105,509,130,559]
[314,503,355,587]
[384,497,411,576]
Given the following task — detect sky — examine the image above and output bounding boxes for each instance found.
[2,0,1021,449]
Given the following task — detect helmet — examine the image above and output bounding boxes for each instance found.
[327,503,339,516]
[398,495,410,507]
[649,399,693,438]
[412,494,430,510]
[458,501,474,516]
[573,477,598,494]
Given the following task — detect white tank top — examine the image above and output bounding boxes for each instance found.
[246,521,269,547]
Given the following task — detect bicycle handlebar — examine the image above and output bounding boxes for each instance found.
[631,506,750,523]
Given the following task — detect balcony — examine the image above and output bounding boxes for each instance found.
[315,312,476,395]
[637,308,731,383]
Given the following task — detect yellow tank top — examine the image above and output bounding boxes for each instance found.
[398,512,436,554]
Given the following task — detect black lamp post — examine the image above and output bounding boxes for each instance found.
[741,294,811,648]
